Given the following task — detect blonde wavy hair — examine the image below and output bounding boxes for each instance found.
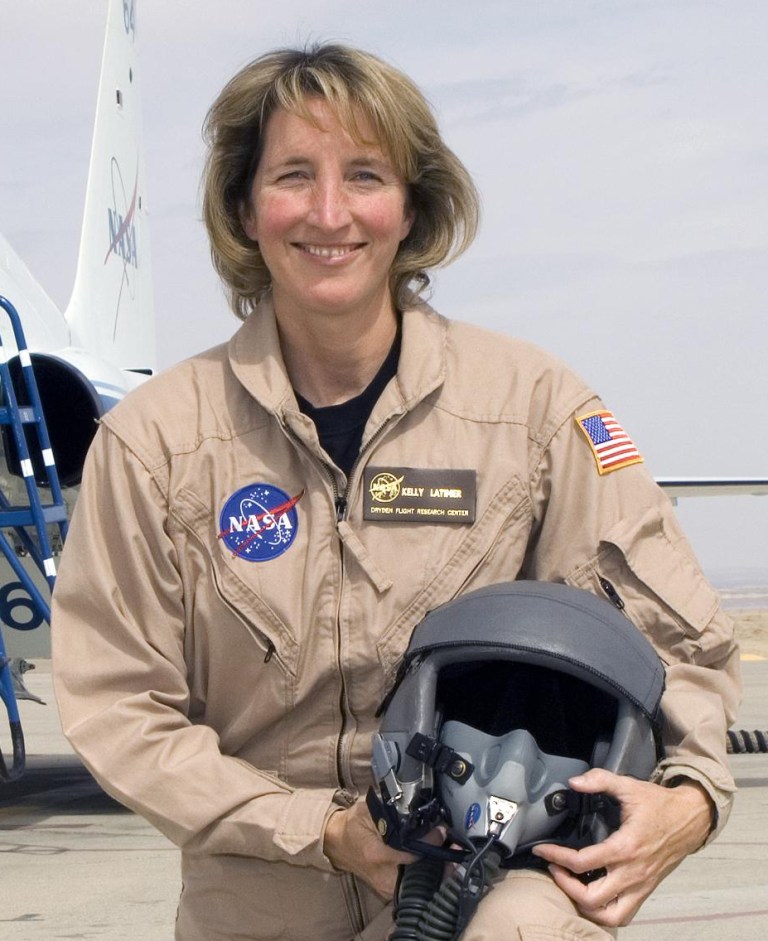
[202,43,480,319]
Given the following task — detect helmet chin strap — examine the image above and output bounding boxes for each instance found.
[365,785,467,862]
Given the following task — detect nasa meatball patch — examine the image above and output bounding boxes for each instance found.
[218,483,302,561]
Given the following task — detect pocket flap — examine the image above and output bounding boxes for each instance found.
[602,506,719,636]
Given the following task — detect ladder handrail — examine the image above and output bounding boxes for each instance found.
[0,294,69,783]
[0,295,68,582]
[0,298,67,510]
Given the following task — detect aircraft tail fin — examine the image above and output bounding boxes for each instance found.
[65,0,155,373]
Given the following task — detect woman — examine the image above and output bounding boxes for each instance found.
[52,44,740,941]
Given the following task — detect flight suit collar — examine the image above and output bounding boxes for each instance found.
[228,297,295,414]
[389,301,447,411]
[227,296,448,428]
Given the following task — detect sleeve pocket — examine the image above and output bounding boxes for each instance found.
[565,506,731,666]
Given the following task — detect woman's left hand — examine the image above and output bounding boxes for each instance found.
[531,769,712,928]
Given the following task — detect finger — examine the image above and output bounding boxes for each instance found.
[372,841,418,868]
[546,862,611,902]
[546,862,630,922]
[531,839,620,874]
[568,768,650,806]
[578,888,645,929]
[421,825,448,847]
[546,856,651,928]
[567,767,625,794]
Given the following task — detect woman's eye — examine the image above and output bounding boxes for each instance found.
[352,170,382,183]
[277,170,307,183]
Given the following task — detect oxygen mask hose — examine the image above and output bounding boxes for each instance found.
[391,840,503,941]
[391,853,445,941]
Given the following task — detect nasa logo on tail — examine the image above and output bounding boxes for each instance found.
[123,0,136,37]
[105,159,139,271]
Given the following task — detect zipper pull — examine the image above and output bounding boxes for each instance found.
[335,495,347,522]
[599,577,625,610]
[264,640,275,663]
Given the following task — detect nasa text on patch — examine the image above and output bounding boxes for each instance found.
[218,483,302,561]
[575,410,643,475]
[363,468,476,523]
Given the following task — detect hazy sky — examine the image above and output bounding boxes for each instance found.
[0,0,766,578]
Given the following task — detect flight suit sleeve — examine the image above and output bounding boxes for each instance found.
[523,396,741,842]
[51,425,343,869]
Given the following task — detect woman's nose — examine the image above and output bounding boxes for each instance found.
[306,176,353,230]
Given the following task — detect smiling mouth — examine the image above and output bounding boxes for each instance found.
[297,243,364,259]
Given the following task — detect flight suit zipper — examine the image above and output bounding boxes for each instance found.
[330,416,398,786]
[326,456,364,935]
[334,415,397,522]
[283,415,400,936]
[599,577,625,610]
[323,418,398,936]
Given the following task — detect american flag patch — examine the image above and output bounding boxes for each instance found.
[576,410,643,475]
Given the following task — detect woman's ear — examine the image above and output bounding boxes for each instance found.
[400,189,416,242]
[400,206,415,242]
[239,200,258,242]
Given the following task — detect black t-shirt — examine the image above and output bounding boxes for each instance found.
[296,330,401,478]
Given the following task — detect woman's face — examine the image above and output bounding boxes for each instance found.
[242,99,413,323]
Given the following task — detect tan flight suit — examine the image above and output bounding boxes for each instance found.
[52,299,740,941]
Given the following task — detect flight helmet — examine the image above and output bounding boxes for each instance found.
[368,581,665,863]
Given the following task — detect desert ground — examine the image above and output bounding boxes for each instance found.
[732,608,768,659]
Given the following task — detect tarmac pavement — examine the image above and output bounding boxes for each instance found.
[1,658,767,940]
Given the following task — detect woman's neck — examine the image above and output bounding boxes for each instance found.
[275,299,399,407]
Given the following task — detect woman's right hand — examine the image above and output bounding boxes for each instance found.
[323,800,431,899]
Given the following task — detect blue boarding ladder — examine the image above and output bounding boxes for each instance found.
[0,295,68,782]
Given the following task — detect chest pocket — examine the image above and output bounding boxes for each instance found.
[170,486,300,677]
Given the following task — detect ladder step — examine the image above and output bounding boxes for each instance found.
[0,505,68,527]
[0,406,37,424]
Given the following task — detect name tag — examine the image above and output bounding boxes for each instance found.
[363,467,476,523]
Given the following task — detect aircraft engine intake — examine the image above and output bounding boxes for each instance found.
[3,351,139,488]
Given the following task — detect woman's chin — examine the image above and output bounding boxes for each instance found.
[274,283,393,322]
